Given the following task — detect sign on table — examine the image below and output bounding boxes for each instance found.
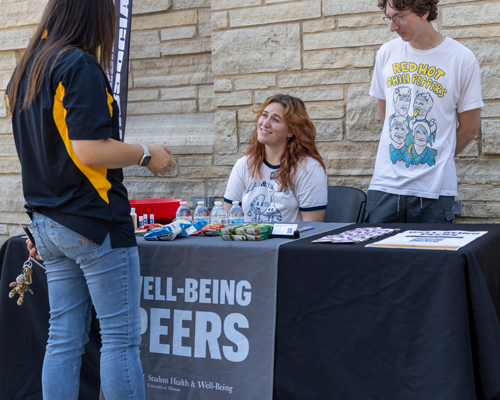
[366,230,488,251]
[138,264,275,399]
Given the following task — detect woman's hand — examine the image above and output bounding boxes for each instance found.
[26,239,41,261]
[146,144,177,176]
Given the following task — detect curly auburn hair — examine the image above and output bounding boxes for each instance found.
[245,94,326,191]
[378,0,439,22]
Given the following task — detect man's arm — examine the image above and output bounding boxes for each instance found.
[455,108,481,156]
[378,99,386,122]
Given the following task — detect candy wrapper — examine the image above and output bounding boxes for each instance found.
[135,223,163,236]
[144,220,205,241]
[201,223,225,236]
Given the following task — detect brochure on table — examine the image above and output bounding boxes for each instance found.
[366,230,488,251]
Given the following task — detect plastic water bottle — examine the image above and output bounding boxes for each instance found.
[210,201,228,224]
[175,201,192,221]
[194,201,209,225]
[228,201,244,224]
[130,208,137,228]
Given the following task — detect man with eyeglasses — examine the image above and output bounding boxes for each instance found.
[365,0,483,223]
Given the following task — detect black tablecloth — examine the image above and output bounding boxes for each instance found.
[0,236,101,400]
[3,223,500,400]
[274,223,500,400]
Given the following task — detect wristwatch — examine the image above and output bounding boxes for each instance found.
[138,144,151,166]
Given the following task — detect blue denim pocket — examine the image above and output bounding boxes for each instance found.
[47,221,99,264]
[30,220,53,262]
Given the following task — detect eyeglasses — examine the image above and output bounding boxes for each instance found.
[383,12,412,26]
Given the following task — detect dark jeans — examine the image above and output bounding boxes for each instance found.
[365,190,455,224]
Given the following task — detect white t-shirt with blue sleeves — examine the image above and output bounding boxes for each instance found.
[224,156,328,223]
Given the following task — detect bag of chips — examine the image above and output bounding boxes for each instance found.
[144,220,204,241]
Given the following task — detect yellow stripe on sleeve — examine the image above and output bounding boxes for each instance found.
[53,82,112,204]
[5,94,11,118]
[106,88,113,117]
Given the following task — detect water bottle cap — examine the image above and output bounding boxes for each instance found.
[131,208,135,213]
[198,201,204,205]
[214,201,222,206]
[232,201,239,205]
[180,201,186,204]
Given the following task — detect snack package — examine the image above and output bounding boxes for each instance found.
[135,223,163,236]
[135,228,148,236]
[241,224,274,235]
[246,233,270,241]
[144,220,204,241]
[235,224,258,235]
[219,224,248,235]
[221,232,270,241]
[201,223,225,236]
[138,223,163,230]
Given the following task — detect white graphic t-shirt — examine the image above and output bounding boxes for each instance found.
[369,37,483,199]
[224,156,328,223]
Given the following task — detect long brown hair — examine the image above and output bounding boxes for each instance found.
[7,0,115,112]
[246,94,326,191]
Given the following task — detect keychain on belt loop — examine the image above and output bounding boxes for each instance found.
[8,219,46,306]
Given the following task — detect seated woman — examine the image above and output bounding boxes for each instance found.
[223,94,327,223]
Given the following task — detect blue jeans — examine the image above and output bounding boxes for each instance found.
[30,213,145,400]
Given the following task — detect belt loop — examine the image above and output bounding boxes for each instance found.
[420,197,423,211]
[397,195,400,216]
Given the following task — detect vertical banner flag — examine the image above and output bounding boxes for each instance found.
[109,0,133,141]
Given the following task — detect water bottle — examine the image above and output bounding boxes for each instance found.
[228,201,244,224]
[210,201,228,224]
[175,201,192,221]
[194,201,209,225]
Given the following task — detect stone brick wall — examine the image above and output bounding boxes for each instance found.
[0,0,499,244]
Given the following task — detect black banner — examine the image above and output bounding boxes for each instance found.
[109,0,133,141]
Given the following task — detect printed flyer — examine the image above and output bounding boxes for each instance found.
[366,230,488,251]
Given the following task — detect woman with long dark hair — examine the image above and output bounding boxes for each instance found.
[224,94,327,223]
[7,1,175,398]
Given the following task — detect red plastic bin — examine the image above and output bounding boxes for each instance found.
[129,198,184,225]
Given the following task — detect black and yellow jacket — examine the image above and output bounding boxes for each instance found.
[8,48,135,247]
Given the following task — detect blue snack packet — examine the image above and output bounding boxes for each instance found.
[144,220,205,241]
